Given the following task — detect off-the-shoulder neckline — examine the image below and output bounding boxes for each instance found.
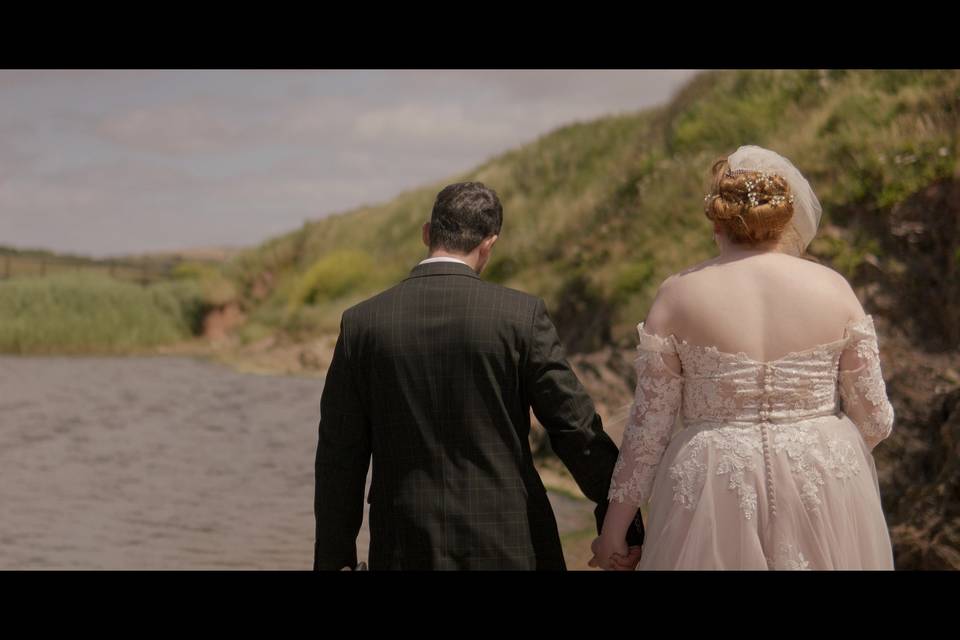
[638,314,875,366]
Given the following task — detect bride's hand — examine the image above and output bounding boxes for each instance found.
[588,535,629,570]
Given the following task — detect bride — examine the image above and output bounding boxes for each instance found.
[590,146,896,570]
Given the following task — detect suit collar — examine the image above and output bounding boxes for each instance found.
[406,260,481,280]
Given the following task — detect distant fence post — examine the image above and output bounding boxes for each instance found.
[3,256,9,279]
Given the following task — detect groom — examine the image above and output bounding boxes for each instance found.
[314,181,644,570]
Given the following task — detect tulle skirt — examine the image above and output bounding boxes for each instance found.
[638,414,895,570]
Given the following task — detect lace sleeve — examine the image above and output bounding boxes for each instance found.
[608,322,684,508]
[838,315,894,451]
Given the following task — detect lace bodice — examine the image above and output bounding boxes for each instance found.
[608,315,895,508]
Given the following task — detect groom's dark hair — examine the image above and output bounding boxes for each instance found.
[429,182,503,253]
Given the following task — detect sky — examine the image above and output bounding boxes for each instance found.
[0,70,700,257]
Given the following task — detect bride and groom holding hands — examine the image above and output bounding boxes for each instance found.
[313,146,896,571]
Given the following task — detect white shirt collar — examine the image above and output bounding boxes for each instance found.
[418,256,471,267]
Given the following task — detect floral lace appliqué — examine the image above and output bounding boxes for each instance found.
[669,426,764,520]
[770,543,811,570]
[825,438,861,480]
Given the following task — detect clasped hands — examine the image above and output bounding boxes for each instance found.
[588,536,642,571]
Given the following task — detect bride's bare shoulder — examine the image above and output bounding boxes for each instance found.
[795,257,865,317]
[651,253,865,321]
[644,268,700,333]
[673,255,725,279]
[652,256,725,298]
[779,254,860,294]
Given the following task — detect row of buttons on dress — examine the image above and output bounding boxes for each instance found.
[759,364,774,422]
[758,363,778,517]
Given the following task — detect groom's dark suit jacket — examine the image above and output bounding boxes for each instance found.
[314,260,643,570]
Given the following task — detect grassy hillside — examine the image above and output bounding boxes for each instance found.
[0,249,236,354]
[0,272,205,354]
[225,69,960,352]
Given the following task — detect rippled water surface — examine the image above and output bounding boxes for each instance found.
[0,356,593,569]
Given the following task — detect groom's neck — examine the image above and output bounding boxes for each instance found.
[426,248,480,272]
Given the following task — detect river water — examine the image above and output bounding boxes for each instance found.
[0,355,594,570]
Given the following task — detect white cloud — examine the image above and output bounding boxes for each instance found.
[96,103,249,154]
[0,70,701,255]
[354,103,515,146]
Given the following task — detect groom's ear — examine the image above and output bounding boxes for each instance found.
[477,234,497,263]
[422,222,432,249]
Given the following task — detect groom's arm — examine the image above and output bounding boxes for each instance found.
[314,317,371,570]
[523,298,643,547]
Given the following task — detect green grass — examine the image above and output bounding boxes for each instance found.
[223,69,960,350]
[0,272,206,354]
[170,261,238,307]
[286,250,378,312]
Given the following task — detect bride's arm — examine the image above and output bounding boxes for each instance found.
[593,298,683,568]
[838,315,895,450]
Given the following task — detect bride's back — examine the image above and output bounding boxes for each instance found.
[652,251,863,363]
[648,150,863,362]
[605,147,897,571]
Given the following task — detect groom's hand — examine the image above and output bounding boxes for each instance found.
[588,538,642,571]
[611,545,642,571]
[589,535,628,570]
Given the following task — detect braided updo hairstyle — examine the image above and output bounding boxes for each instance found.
[703,158,796,245]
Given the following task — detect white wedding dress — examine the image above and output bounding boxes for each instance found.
[609,314,896,570]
